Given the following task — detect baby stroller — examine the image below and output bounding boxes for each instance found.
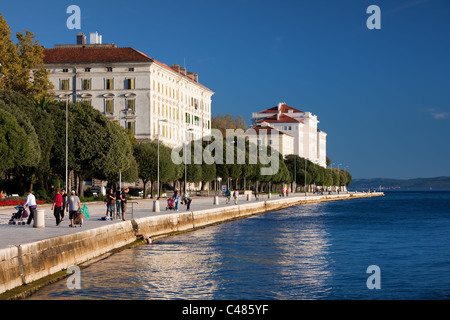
[166,198,175,211]
[8,205,28,225]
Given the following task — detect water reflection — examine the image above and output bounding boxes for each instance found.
[28,203,335,300]
[270,203,334,299]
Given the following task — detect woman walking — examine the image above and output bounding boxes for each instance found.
[51,188,64,226]
[173,190,180,211]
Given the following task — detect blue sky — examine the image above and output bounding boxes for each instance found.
[2,0,450,179]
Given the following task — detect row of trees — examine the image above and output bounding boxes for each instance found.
[133,131,352,197]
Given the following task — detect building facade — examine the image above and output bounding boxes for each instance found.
[251,102,327,167]
[245,122,295,157]
[43,37,214,148]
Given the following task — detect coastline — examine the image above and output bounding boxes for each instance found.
[0,191,384,299]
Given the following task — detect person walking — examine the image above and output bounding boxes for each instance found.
[67,190,81,227]
[51,188,64,226]
[225,188,231,204]
[173,190,180,211]
[182,192,192,210]
[121,187,128,221]
[24,190,38,225]
[61,189,67,222]
[233,190,239,205]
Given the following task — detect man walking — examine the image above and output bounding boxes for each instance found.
[233,190,239,205]
[24,190,37,225]
[51,188,63,226]
[225,188,231,204]
[67,190,81,227]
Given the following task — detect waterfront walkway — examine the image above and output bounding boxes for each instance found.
[0,192,378,251]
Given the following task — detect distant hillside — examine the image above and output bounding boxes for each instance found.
[350,176,450,190]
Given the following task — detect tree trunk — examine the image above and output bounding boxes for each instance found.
[78,173,86,197]
[142,180,148,198]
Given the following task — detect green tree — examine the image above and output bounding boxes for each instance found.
[47,101,134,196]
[0,108,31,174]
[133,141,175,198]
[331,168,340,187]
[134,142,157,198]
[0,15,53,99]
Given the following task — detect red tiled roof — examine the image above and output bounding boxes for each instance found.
[43,46,213,92]
[43,47,153,63]
[256,114,303,124]
[259,103,303,114]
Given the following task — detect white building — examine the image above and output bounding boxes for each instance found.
[43,35,214,148]
[251,102,327,167]
[245,122,294,157]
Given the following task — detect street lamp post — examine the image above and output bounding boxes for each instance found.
[59,92,77,193]
[304,157,307,197]
[294,155,296,193]
[338,163,342,193]
[330,162,335,193]
[184,127,194,194]
[157,119,168,200]
[153,118,168,213]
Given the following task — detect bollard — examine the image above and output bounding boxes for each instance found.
[247,194,250,201]
[33,209,45,228]
[268,193,271,199]
[153,200,160,212]
[214,196,219,205]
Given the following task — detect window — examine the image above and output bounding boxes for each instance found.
[185,112,190,124]
[105,99,114,113]
[194,116,200,126]
[83,79,91,90]
[129,67,135,72]
[269,139,273,145]
[127,121,135,135]
[62,69,69,73]
[85,68,91,72]
[105,78,114,90]
[61,79,69,90]
[127,99,135,112]
[126,78,135,89]
[106,67,113,72]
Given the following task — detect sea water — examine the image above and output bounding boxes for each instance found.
[27,191,450,300]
